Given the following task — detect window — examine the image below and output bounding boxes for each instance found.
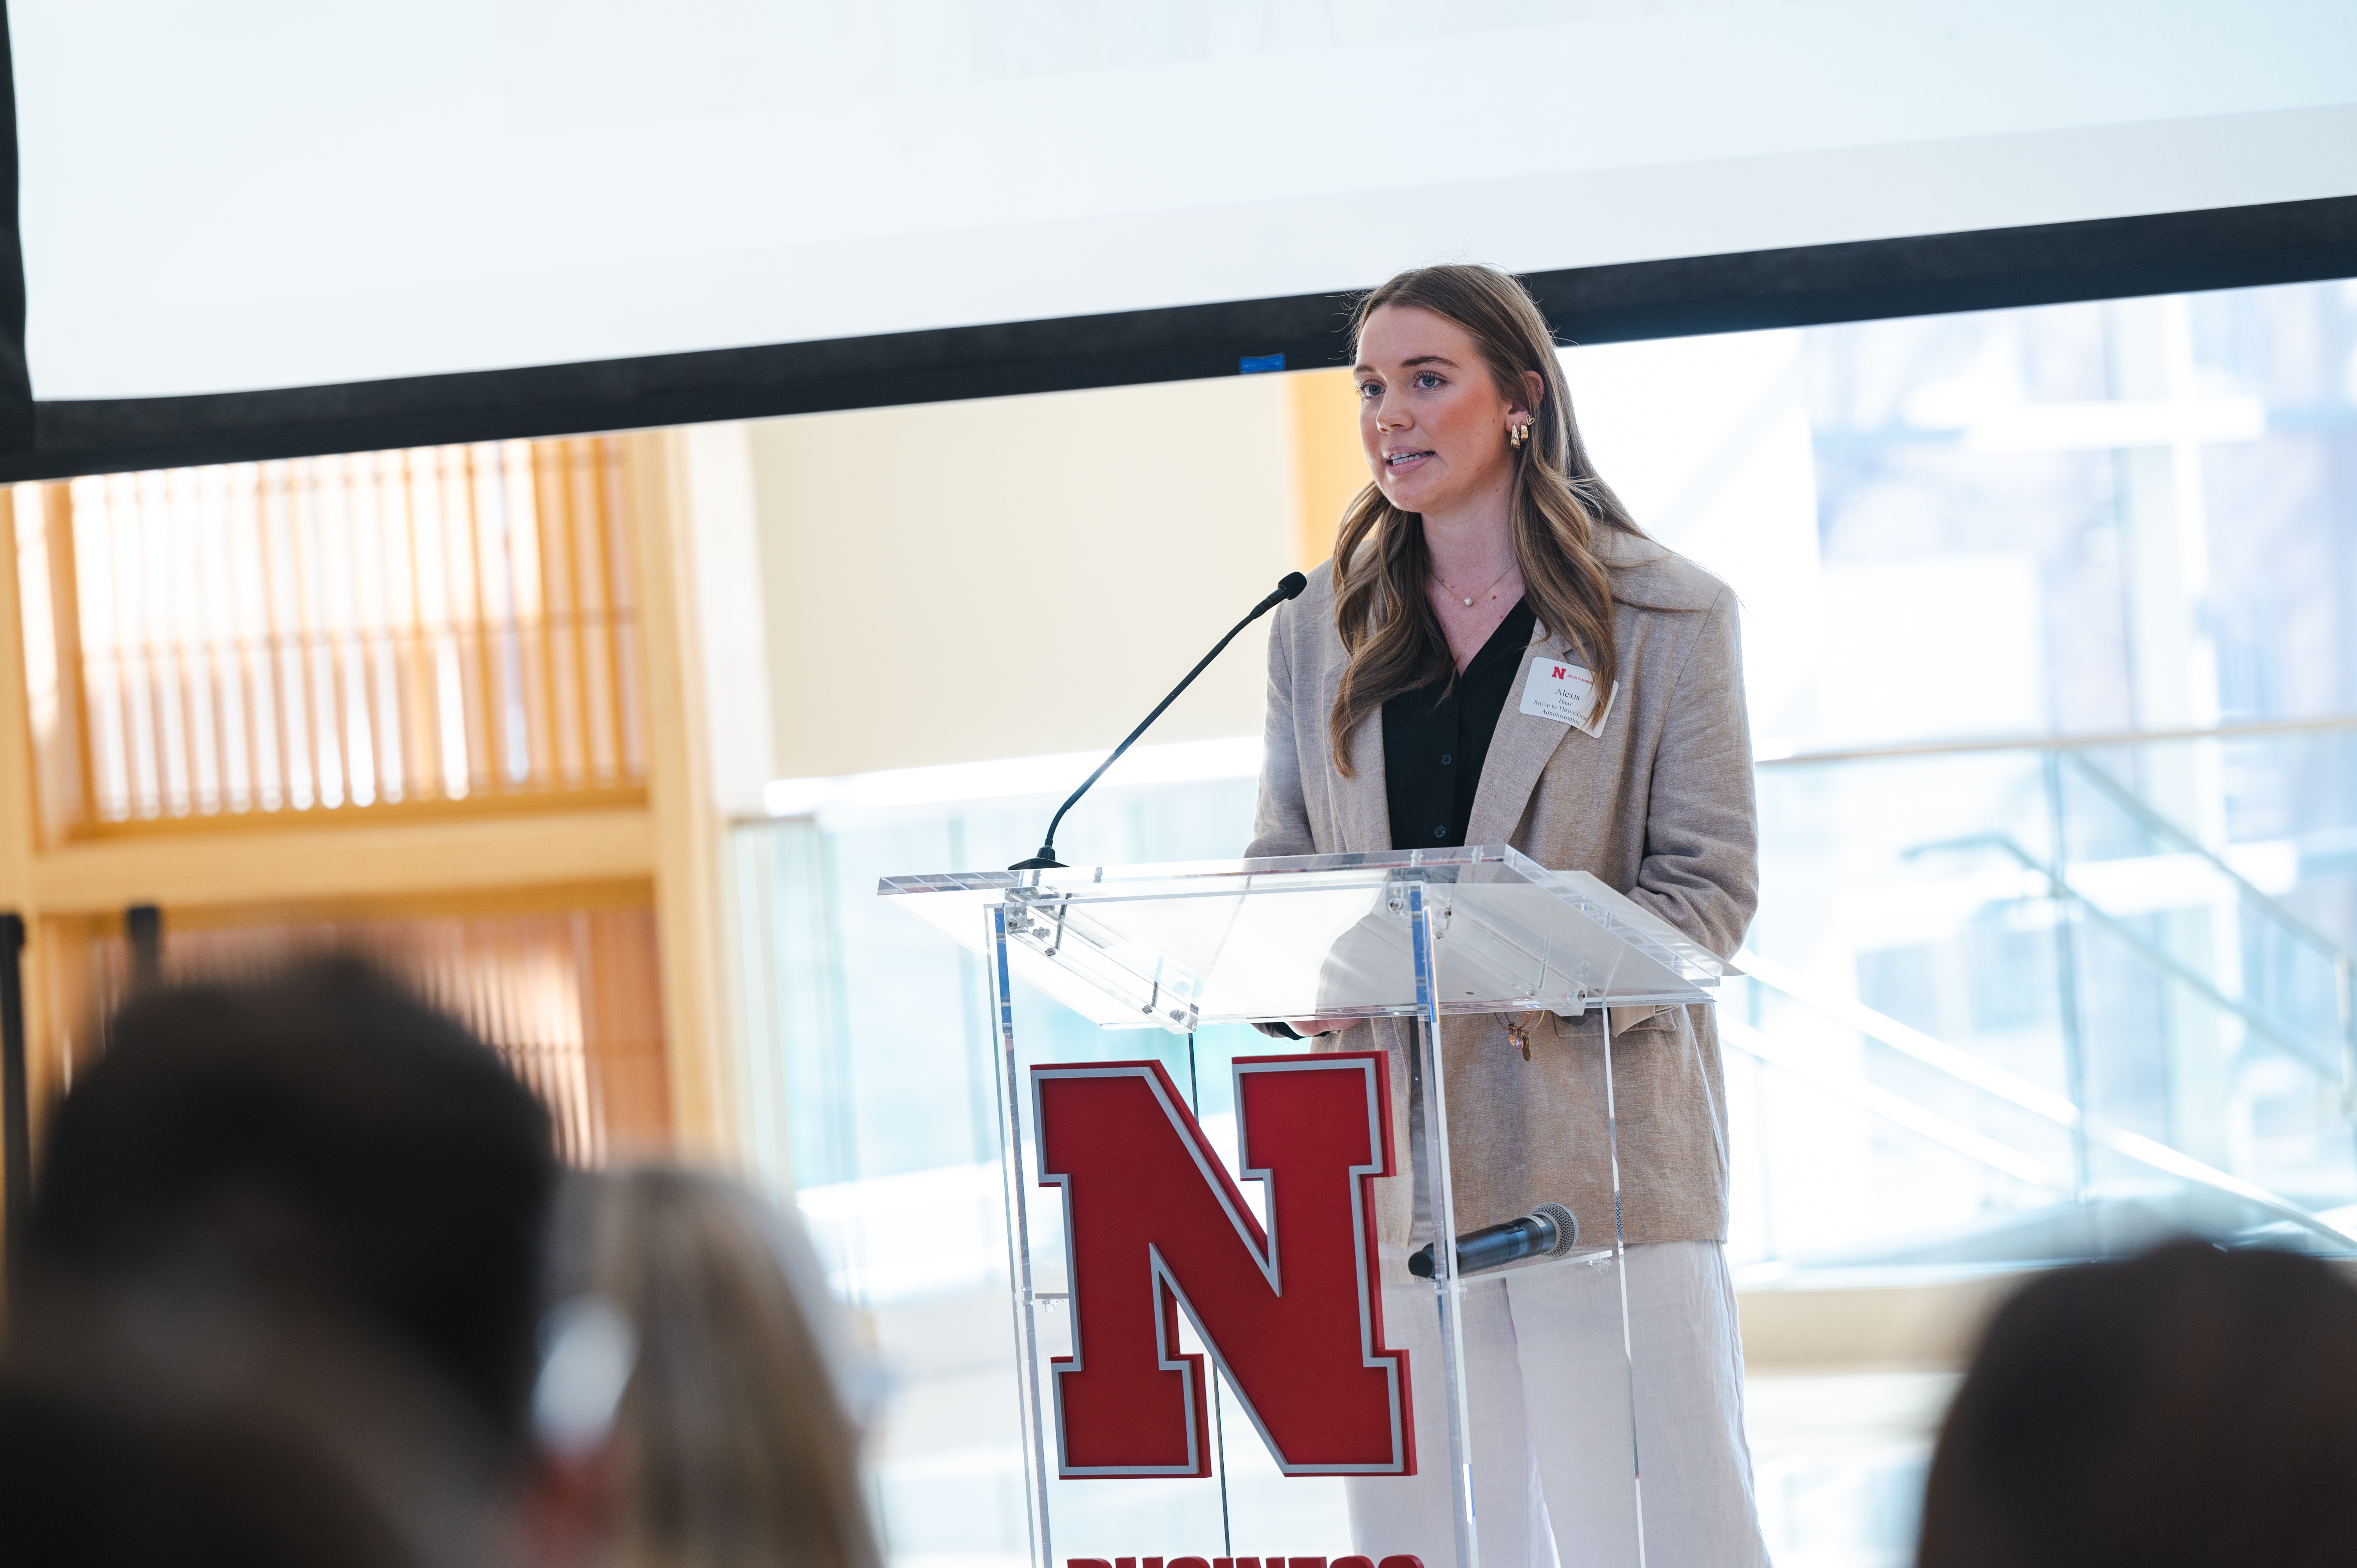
[12,436,646,837]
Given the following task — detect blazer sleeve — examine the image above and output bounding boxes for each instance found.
[1627,587,1759,960]
[1244,599,1317,859]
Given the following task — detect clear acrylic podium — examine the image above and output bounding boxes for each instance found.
[882,846,1729,1568]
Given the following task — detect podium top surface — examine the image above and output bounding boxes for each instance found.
[879,845,1730,1033]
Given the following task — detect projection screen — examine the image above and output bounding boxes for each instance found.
[14,0,2357,402]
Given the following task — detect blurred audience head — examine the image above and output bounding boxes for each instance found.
[0,954,559,1568]
[0,1375,422,1568]
[20,954,557,1438]
[1919,1238,2357,1568]
[549,1164,882,1568]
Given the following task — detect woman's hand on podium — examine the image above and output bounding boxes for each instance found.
[1286,1019,1352,1038]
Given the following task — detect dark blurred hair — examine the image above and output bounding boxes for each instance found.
[21,955,556,1441]
[0,1380,413,1568]
[1920,1239,2357,1568]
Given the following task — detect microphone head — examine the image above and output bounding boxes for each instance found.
[1532,1201,1580,1256]
[1277,571,1308,601]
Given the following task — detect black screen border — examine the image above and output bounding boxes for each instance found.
[4,188,2353,483]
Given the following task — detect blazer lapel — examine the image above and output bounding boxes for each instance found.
[1334,666,1393,853]
[1464,623,1577,847]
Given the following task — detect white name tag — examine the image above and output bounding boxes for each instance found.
[1519,656,1617,737]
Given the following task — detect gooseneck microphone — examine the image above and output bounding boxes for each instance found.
[1010,572,1308,871]
[1408,1201,1579,1279]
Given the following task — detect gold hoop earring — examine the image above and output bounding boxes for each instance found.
[1508,422,1529,451]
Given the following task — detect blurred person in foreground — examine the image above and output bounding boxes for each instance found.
[0,956,558,1568]
[1918,1237,2357,1568]
[544,1165,883,1568]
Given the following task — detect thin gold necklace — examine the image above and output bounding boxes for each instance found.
[1435,560,1516,608]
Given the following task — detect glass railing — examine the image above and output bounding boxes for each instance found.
[2053,744,2353,1100]
[1725,956,2353,1273]
[1737,721,2357,1273]
[736,721,2357,1294]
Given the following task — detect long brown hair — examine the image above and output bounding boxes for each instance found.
[1329,264,1645,774]
[572,1165,882,1568]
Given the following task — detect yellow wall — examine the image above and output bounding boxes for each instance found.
[1290,367,1368,570]
[748,371,1365,780]
[627,430,742,1160]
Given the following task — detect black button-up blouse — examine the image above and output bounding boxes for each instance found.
[1381,598,1537,851]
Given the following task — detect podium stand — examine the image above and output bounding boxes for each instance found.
[883,846,1729,1568]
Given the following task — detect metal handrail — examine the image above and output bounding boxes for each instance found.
[2057,751,2349,966]
[1906,833,2341,1080]
[1758,720,2357,1106]
[1718,1015,2062,1188]
[1755,712,2357,767]
[1733,950,2357,1251]
[2054,750,2357,1115]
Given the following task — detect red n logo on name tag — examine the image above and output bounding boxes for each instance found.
[1033,1054,1413,1477]
[1551,665,1567,679]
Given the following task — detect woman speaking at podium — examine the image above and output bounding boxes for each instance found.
[1246,264,1765,1568]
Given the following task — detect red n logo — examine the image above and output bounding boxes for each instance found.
[1033,1052,1412,1478]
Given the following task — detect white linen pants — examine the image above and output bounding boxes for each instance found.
[1345,1241,1768,1568]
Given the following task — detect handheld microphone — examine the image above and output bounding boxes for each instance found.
[1010,572,1309,871]
[1408,1201,1579,1279]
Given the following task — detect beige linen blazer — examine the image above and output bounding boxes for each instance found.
[1245,529,1758,1246]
